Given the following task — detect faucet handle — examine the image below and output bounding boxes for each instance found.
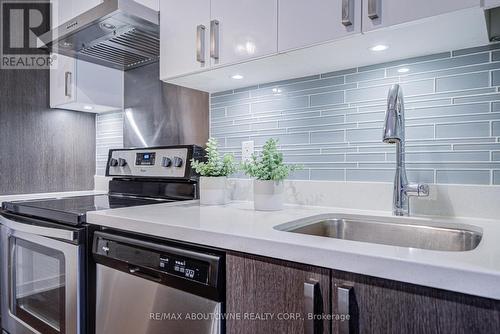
[405,183,430,197]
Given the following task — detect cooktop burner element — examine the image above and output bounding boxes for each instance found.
[1,195,171,225]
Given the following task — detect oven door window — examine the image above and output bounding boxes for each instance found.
[10,237,66,334]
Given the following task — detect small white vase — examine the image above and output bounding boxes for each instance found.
[199,176,229,205]
[253,180,284,211]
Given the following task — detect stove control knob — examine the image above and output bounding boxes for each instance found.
[162,157,172,167]
[109,158,118,167]
[173,156,183,168]
[118,158,127,167]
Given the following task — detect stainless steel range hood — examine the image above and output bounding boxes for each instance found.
[40,0,159,71]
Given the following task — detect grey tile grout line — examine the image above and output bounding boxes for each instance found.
[293,140,481,151]
[214,83,496,105]
[214,100,500,124]
[215,120,498,138]
[211,59,497,101]
[211,100,491,124]
[211,84,499,110]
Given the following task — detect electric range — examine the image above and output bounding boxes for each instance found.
[0,145,205,334]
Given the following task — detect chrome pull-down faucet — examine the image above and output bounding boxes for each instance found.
[383,84,429,216]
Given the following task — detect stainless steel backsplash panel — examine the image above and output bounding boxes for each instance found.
[123,63,209,148]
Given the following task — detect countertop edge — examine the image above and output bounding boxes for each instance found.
[87,202,500,301]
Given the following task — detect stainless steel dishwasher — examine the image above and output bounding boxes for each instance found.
[92,231,225,334]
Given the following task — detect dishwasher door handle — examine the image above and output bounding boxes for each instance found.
[128,266,163,283]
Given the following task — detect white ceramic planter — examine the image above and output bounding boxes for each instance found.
[253,180,284,211]
[199,176,229,205]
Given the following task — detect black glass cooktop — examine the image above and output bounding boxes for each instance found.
[1,194,172,226]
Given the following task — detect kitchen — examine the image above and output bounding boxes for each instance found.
[0,0,500,333]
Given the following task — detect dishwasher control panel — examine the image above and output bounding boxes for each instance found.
[158,255,209,283]
[94,232,220,287]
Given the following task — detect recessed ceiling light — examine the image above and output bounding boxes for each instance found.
[370,44,388,52]
[83,105,94,110]
[397,67,410,73]
[231,74,244,80]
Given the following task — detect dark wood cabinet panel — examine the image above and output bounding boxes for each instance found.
[331,270,500,334]
[226,252,331,334]
[0,67,95,195]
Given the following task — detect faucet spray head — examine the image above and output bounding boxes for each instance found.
[383,108,401,144]
[383,84,403,144]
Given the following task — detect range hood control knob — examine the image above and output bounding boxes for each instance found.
[162,157,172,167]
[118,158,127,167]
[173,157,183,167]
[109,158,118,167]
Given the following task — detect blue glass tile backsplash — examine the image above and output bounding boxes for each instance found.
[210,44,500,185]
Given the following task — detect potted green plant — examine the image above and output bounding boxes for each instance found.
[242,138,300,211]
[191,138,238,205]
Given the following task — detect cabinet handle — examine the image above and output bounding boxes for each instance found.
[342,0,354,26]
[368,0,380,20]
[64,71,72,98]
[196,24,206,64]
[210,19,220,60]
[337,285,353,334]
[304,279,320,334]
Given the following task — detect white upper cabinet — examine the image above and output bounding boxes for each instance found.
[160,0,211,79]
[210,0,278,67]
[278,0,362,52]
[160,0,278,80]
[50,54,123,113]
[50,54,76,107]
[362,0,480,32]
[161,0,487,92]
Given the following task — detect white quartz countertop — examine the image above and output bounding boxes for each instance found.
[87,200,500,300]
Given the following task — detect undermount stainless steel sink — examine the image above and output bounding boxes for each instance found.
[274,215,482,252]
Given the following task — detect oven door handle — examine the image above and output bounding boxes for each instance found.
[0,216,77,242]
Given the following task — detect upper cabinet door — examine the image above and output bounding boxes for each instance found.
[50,54,76,108]
[160,0,211,79]
[210,0,278,67]
[362,0,480,32]
[278,0,362,52]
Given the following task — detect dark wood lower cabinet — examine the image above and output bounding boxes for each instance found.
[331,270,500,334]
[226,252,330,334]
[227,252,500,334]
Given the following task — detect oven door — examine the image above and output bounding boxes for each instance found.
[0,215,84,334]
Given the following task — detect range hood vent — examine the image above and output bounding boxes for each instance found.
[40,0,159,71]
[79,28,159,69]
